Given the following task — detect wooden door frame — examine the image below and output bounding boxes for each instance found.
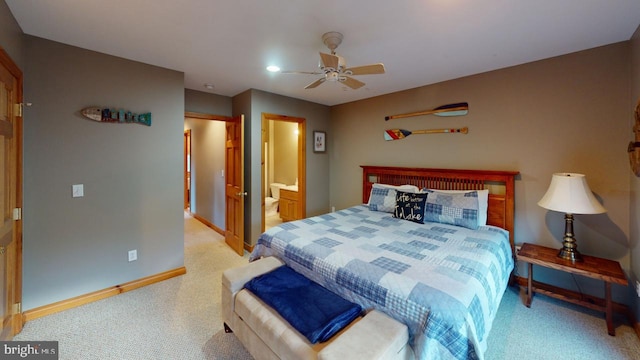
[261,113,306,232]
[183,129,191,211]
[0,48,24,336]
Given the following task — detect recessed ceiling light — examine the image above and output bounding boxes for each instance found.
[204,83,214,89]
[266,65,281,72]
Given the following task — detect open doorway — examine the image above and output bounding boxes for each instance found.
[261,113,306,232]
[184,113,228,234]
[184,112,246,255]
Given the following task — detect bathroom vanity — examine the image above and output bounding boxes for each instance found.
[279,188,300,222]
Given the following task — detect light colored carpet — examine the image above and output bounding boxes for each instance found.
[14,212,253,359]
[486,287,640,359]
[14,213,640,359]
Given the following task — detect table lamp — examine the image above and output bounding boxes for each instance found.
[537,173,606,262]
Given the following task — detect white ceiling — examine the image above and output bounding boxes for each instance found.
[6,1,640,106]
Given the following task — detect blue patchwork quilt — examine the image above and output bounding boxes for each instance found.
[250,205,514,360]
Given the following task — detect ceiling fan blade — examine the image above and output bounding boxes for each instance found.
[280,70,323,75]
[304,78,326,89]
[341,76,365,89]
[345,63,386,75]
[319,52,339,70]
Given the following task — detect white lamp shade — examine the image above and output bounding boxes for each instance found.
[538,173,606,214]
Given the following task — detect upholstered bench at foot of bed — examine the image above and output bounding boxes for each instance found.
[222,257,413,360]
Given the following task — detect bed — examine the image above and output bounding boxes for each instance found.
[249,166,518,360]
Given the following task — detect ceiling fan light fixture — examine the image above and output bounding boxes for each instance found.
[286,31,384,90]
[327,72,340,82]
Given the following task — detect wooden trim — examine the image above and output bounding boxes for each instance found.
[184,129,191,210]
[23,267,186,322]
[193,213,225,236]
[261,115,266,232]
[184,111,232,121]
[0,47,23,79]
[298,121,306,219]
[261,113,302,123]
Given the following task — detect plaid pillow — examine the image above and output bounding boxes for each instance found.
[368,184,419,213]
[423,189,489,226]
[423,190,479,230]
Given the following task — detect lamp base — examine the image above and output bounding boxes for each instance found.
[557,213,584,262]
[558,247,583,262]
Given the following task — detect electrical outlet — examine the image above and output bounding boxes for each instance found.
[128,249,138,262]
[72,184,84,198]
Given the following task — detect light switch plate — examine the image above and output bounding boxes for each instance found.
[72,184,84,198]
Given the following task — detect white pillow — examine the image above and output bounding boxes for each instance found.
[423,189,489,226]
[368,183,420,213]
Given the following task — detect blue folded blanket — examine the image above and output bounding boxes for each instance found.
[244,265,363,344]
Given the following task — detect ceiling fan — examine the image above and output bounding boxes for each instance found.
[282,31,385,90]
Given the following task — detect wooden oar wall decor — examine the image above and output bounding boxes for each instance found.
[385,102,468,121]
[383,102,469,141]
[384,127,468,141]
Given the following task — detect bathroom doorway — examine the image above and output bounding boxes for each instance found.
[261,113,306,232]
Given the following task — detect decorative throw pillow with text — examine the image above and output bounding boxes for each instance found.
[393,191,428,224]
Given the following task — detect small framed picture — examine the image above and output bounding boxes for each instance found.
[313,131,326,153]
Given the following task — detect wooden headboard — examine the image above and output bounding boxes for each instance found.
[361,166,519,251]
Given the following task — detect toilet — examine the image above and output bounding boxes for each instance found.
[267,183,286,218]
[269,182,286,200]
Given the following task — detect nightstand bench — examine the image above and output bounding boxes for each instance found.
[516,242,628,336]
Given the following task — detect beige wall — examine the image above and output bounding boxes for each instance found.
[22,36,185,310]
[272,121,298,186]
[235,89,330,246]
[330,42,632,300]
